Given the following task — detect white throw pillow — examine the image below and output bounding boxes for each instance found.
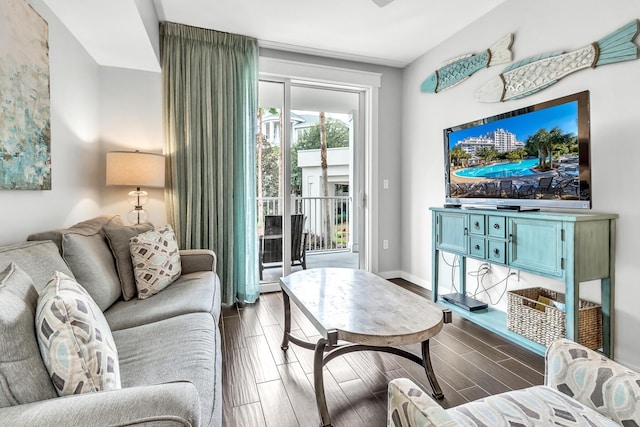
[35,271,121,396]
[129,224,182,299]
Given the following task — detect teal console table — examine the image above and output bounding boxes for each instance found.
[430,207,617,357]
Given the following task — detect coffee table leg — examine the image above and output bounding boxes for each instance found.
[281,292,291,351]
[314,338,333,427]
[421,340,444,400]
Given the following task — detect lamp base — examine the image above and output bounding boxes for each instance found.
[127,208,149,225]
[127,189,150,224]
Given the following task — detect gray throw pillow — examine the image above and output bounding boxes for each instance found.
[61,231,122,311]
[103,223,154,301]
[0,263,57,407]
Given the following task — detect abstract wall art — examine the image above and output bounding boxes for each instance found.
[0,0,51,190]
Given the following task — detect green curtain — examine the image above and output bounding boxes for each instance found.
[160,22,259,305]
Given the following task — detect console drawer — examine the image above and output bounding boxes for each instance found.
[469,237,486,258]
[488,240,506,264]
[488,215,506,238]
[469,214,485,235]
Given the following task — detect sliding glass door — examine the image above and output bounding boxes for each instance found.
[257,79,364,292]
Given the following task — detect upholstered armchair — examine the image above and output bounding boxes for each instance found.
[388,339,640,426]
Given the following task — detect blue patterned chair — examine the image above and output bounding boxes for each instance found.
[388,339,640,426]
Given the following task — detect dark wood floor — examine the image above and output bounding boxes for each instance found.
[220,278,544,427]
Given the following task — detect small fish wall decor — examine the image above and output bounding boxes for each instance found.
[476,19,640,102]
[421,33,513,93]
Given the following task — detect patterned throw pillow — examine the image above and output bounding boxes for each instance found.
[129,224,182,299]
[35,271,121,396]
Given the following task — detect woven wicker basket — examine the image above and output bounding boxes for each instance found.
[506,287,602,350]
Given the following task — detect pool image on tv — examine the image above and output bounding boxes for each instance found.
[444,95,590,209]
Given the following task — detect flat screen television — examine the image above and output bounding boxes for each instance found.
[444,90,591,210]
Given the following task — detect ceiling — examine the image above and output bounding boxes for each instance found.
[42,0,507,72]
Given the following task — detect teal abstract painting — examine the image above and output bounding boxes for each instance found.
[0,0,51,190]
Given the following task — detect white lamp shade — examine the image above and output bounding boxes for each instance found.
[106,151,165,188]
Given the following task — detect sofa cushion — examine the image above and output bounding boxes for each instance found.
[61,229,122,311]
[0,263,57,407]
[36,272,121,397]
[447,385,619,427]
[27,215,124,255]
[103,222,154,301]
[0,241,73,292]
[105,271,221,331]
[113,312,220,427]
[130,225,181,299]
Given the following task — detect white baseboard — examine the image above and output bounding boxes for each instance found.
[398,271,430,290]
[377,270,431,292]
[377,270,402,279]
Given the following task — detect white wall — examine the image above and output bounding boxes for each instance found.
[99,66,165,225]
[0,0,102,245]
[401,0,640,368]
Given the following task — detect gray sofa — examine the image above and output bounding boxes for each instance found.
[388,339,640,426]
[0,215,222,427]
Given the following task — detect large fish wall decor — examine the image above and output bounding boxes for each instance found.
[476,19,640,102]
[421,33,513,93]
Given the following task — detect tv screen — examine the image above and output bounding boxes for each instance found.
[444,91,591,210]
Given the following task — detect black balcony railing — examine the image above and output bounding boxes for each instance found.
[257,196,352,252]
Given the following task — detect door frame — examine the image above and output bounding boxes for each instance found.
[258,57,381,288]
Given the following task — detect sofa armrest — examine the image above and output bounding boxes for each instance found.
[0,382,200,427]
[180,249,217,275]
[546,338,640,424]
[388,378,459,427]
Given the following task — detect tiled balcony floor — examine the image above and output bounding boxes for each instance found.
[260,250,359,284]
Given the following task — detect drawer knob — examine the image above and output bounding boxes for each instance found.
[493,223,500,229]
[493,248,500,256]
[474,244,480,250]
[474,221,480,227]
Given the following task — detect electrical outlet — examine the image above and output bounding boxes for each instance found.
[383,239,389,249]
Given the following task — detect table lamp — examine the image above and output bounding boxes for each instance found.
[106,151,165,224]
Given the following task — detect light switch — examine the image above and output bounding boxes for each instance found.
[383,179,389,189]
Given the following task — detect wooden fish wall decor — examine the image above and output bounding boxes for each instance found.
[476,19,640,102]
[420,33,513,93]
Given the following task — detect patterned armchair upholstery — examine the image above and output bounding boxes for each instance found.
[388,339,640,427]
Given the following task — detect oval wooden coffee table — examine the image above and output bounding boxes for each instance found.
[279,268,450,427]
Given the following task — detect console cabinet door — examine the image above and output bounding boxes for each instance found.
[509,218,564,278]
[435,212,468,255]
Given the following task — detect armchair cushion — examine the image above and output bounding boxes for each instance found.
[447,386,617,426]
[36,272,120,396]
[546,338,640,425]
[388,378,458,427]
[0,263,57,407]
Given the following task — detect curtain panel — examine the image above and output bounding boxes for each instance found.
[160,22,259,305]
